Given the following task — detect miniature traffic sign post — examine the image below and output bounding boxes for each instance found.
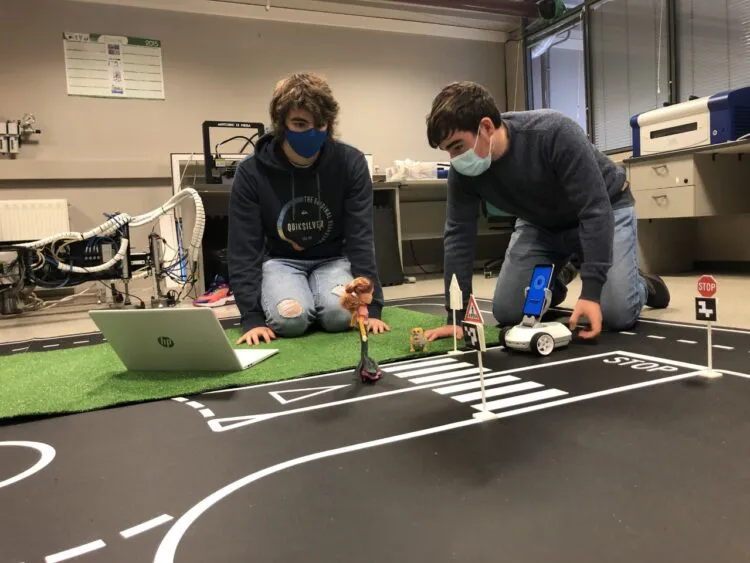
[449,274,462,355]
[695,275,721,379]
[462,294,496,420]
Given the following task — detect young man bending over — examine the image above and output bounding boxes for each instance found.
[228,72,388,346]
[423,81,670,342]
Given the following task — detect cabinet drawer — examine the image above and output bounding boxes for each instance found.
[629,157,695,190]
[635,186,695,219]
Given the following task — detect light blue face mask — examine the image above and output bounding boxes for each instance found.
[450,126,493,177]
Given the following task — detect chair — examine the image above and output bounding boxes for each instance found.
[482,201,515,279]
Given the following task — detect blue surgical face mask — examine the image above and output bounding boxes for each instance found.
[286,127,328,159]
[450,126,493,177]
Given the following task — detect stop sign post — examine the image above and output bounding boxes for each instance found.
[696,274,721,379]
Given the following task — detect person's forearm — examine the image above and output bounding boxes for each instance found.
[578,211,614,303]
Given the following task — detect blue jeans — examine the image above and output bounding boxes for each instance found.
[261,257,353,337]
[492,205,647,331]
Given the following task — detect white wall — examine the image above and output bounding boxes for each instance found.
[0,0,507,178]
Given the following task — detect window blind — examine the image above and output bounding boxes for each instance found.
[677,0,750,101]
[590,0,670,151]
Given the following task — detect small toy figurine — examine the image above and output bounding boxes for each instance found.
[340,277,383,383]
[409,327,428,353]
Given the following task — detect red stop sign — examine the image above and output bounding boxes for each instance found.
[697,275,717,297]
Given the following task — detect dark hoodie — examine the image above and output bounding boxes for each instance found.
[227,132,384,333]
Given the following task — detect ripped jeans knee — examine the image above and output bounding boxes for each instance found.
[269,299,310,337]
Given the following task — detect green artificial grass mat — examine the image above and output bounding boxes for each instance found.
[0,307,499,421]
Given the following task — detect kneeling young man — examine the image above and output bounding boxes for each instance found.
[228,72,388,346]
[423,81,669,341]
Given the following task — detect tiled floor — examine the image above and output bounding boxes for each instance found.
[2,272,747,343]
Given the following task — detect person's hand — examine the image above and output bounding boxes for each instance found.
[236,326,276,346]
[367,319,390,334]
[425,324,463,342]
[569,299,602,339]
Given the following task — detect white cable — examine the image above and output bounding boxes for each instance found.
[17,188,205,278]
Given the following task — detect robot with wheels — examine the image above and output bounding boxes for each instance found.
[498,264,572,357]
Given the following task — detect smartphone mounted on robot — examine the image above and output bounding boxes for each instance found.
[499,264,573,356]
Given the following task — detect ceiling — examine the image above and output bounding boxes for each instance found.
[216,0,535,32]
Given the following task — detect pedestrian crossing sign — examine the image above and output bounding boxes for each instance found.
[464,294,484,325]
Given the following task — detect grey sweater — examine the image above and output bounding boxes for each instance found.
[444,109,633,324]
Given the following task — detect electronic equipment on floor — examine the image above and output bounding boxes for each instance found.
[0,188,206,316]
[89,307,278,372]
[630,86,750,157]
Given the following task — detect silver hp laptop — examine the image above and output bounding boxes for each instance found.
[89,307,278,372]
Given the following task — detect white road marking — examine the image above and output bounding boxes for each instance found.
[712,345,734,350]
[410,367,495,385]
[434,375,521,395]
[42,344,60,349]
[619,314,750,335]
[647,335,665,340]
[0,442,56,490]
[454,381,544,403]
[610,351,705,371]
[45,540,106,562]
[233,322,240,326]
[386,357,461,373]
[172,397,188,403]
[719,369,750,379]
[155,368,704,563]
[11,347,28,352]
[269,385,350,405]
[200,354,464,395]
[677,339,697,344]
[478,388,568,411]
[395,362,473,379]
[199,409,215,418]
[206,351,628,432]
[620,331,636,335]
[120,514,174,539]
[72,340,89,345]
[186,401,204,409]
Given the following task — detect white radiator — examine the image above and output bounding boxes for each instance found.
[0,199,70,242]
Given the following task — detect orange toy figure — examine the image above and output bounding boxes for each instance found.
[341,277,383,383]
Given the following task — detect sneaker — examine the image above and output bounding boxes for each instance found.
[640,270,670,308]
[193,276,235,308]
[558,257,580,286]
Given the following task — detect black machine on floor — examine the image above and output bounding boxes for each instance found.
[0,189,206,315]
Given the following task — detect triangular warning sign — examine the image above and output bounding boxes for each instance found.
[269,384,349,405]
[463,294,484,325]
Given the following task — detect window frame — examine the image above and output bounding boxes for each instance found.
[522,0,680,153]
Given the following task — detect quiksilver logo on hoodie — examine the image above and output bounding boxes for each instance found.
[277,196,334,251]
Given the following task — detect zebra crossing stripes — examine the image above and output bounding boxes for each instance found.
[451,381,544,404]
[430,368,568,414]
[479,389,568,411]
[410,367,495,385]
[433,375,521,395]
[385,357,465,375]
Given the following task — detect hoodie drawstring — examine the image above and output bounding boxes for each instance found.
[316,173,321,221]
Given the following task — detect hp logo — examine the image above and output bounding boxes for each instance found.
[157,336,175,348]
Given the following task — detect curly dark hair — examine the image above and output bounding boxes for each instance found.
[426,81,503,149]
[269,72,340,137]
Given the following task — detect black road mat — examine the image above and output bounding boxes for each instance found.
[1,296,749,562]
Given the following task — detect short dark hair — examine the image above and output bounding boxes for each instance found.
[426,81,503,148]
[270,72,340,137]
